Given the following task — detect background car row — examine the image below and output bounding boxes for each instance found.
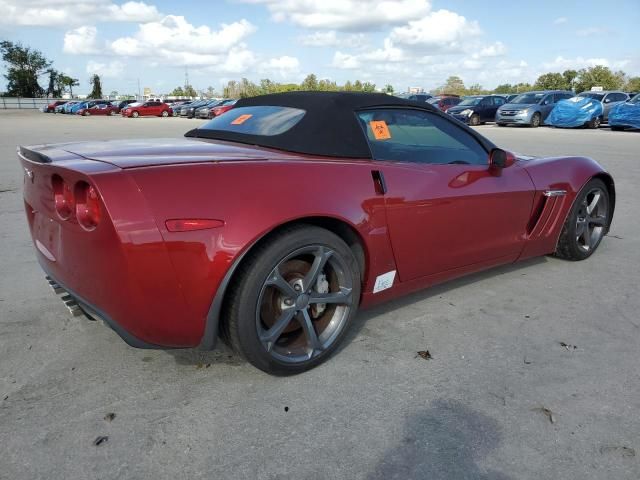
[44,98,238,119]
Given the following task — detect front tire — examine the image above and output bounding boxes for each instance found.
[132,111,139,118]
[587,115,601,129]
[161,110,169,117]
[530,112,541,128]
[555,178,610,261]
[469,114,480,126]
[224,226,361,375]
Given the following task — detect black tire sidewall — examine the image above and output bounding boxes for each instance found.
[556,178,609,260]
[229,226,361,375]
[531,113,540,127]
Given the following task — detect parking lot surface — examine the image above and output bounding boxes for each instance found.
[1,111,639,480]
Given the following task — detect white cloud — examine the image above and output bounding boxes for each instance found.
[543,56,630,71]
[473,41,507,58]
[63,26,100,54]
[299,31,367,49]
[390,9,481,53]
[241,0,431,30]
[553,17,567,25]
[86,59,125,78]
[331,51,361,69]
[110,16,255,57]
[576,27,607,37]
[259,56,301,77]
[0,0,161,27]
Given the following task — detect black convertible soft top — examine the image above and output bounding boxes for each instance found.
[185,91,495,158]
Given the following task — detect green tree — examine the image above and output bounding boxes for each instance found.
[438,76,466,95]
[184,84,197,97]
[624,76,640,92]
[493,83,514,94]
[87,74,103,99]
[513,82,534,93]
[45,69,64,97]
[343,80,353,91]
[0,40,51,97]
[59,75,79,97]
[382,84,394,94]
[534,72,567,90]
[300,73,318,91]
[353,80,363,91]
[562,69,578,91]
[318,79,339,91]
[466,83,486,95]
[206,86,215,98]
[574,66,625,93]
[170,86,185,96]
[362,81,376,92]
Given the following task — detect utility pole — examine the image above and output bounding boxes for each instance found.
[184,67,189,91]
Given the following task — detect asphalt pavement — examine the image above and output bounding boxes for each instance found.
[1,111,639,480]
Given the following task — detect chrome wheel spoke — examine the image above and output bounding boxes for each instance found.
[586,192,601,215]
[309,287,352,305]
[589,215,606,226]
[582,225,591,249]
[259,308,296,351]
[298,309,323,355]
[302,247,333,291]
[265,267,297,298]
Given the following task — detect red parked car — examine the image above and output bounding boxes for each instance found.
[121,101,172,118]
[427,95,461,112]
[18,92,615,374]
[77,104,119,116]
[210,99,237,117]
[44,100,67,113]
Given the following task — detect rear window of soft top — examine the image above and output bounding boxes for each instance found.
[199,106,305,136]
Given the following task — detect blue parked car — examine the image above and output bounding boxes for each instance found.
[447,95,506,126]
[609,94,640,130]
[495,90,574,127]
[61,101,80,113]
[70,101,89,114]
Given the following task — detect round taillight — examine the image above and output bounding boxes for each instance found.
[75,181,101,231]
[52,174,74,220]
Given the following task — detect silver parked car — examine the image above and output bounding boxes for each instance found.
[496,90,574,127]
[577,90,629,124]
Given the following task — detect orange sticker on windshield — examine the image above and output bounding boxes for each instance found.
[370,120,391,140]
[231,114,252,125]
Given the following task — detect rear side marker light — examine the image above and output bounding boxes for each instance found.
[75,181,101,231]
[165,219,225,232]
[52,174,74,220]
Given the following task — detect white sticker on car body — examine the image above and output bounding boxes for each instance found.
[373,270,396,293]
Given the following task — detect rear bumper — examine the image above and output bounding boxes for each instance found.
[41,264,164,349]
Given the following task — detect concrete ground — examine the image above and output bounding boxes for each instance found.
[0,111,638,480]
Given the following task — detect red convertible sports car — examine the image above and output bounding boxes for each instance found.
[77,104,119,116]
[121,101,172,118]
[19,92,615,374]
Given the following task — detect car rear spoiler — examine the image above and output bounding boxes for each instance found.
[19,146,51,164]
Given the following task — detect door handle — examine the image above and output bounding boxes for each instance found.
[371,170,387,195]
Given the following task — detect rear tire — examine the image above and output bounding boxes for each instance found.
[161,110,169,117]
[132,111,139,118]
[224,225,361,375]
[555,178,610,261]
[469,114,480,126]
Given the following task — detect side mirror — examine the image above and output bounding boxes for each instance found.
[489,148,516,169]
[604,98,611,103]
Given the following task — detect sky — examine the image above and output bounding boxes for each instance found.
[1,0,639,95]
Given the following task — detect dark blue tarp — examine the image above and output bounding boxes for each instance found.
[546,96,603,128]
[609,99,640,129]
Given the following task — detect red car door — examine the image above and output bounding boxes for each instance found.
[359,108,535,281]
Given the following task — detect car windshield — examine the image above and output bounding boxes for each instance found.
[458,97,482,106]
[578,92,605,101]
[427,98,441,105]
[629,94,640,104]
[199,106,305,136]
[511,93,545,104]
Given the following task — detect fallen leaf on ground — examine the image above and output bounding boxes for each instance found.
[531,407,555,424]
[600,445,635,457]
[559,342,577,351]
[93,436,109,446]
[523,356,532,365]
[416,350,432,360]
[104,413,116,422]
